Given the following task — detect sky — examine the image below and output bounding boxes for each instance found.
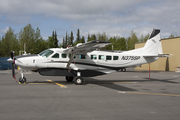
[0,0,180,43]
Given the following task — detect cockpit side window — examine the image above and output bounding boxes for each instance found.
[39,50,54,58]
[52,53,59,58]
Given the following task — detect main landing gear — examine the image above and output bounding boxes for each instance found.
[65,76,85,85]
[65,76,74,82]
[73,77,84,85]
[120,68,126,72]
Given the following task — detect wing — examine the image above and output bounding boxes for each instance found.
[64,40,111,68]
[143,54,170,57]
[63,40,111,54]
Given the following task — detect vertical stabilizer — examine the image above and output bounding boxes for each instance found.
[143,29,162,56]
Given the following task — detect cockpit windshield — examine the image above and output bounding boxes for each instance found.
[38,49,54,58]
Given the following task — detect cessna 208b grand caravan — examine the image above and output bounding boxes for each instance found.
[8,29,165,85]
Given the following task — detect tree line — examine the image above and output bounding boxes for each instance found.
[60,28,150,51]
[0,24,58,57]
[0,23,174,57]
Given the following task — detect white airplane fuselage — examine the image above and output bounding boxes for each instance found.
[14,47,157,73]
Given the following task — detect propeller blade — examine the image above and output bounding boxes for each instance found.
[10,51,17,82]
[12,63,17,82]
[10,51,14,59]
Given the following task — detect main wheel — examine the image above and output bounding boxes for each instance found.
[19,77,26,84]
[120,68,126,72]
[65,76,74,82]
[73,77,84,85]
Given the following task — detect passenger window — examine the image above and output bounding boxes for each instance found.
[99,55,105,60]
[91,55,97,60]
[52,53,59,58]
[61,53,67,58]
[106,55,112,60]
[79,55,86,59]
[113,56,119,60]
[69,54,76,59]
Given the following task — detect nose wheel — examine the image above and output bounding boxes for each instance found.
[19,71,26,84]
[19,77,26,84]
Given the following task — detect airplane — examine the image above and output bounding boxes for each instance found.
[7,29,166,85]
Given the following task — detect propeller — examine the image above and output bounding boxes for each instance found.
[10,51,17,82]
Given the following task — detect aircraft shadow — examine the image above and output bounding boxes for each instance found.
[83,78,137,91]
[144,78,179,84]
[27,79,137,91]
[27,76,179,92]
[84,76,180,91]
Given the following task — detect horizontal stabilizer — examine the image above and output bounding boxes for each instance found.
[143,54,170,57]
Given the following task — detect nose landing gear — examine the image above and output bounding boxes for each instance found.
[19,77,26,84]
[19,71,26,84]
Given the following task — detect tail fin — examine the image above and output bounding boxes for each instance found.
[143,29,163,56]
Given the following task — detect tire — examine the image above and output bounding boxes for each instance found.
[73,77,84,85]
[19,77,26,83]
[65,76,74,82]
[120,68,126,72]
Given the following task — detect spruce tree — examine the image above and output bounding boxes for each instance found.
[70,31,74,45]
[76,29,80,43]
[54,31,58,48]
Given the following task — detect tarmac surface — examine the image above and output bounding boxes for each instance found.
[1,69,180,120]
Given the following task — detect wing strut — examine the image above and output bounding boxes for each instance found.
[66,53,75,68]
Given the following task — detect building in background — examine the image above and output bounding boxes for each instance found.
[135,37,180,71]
